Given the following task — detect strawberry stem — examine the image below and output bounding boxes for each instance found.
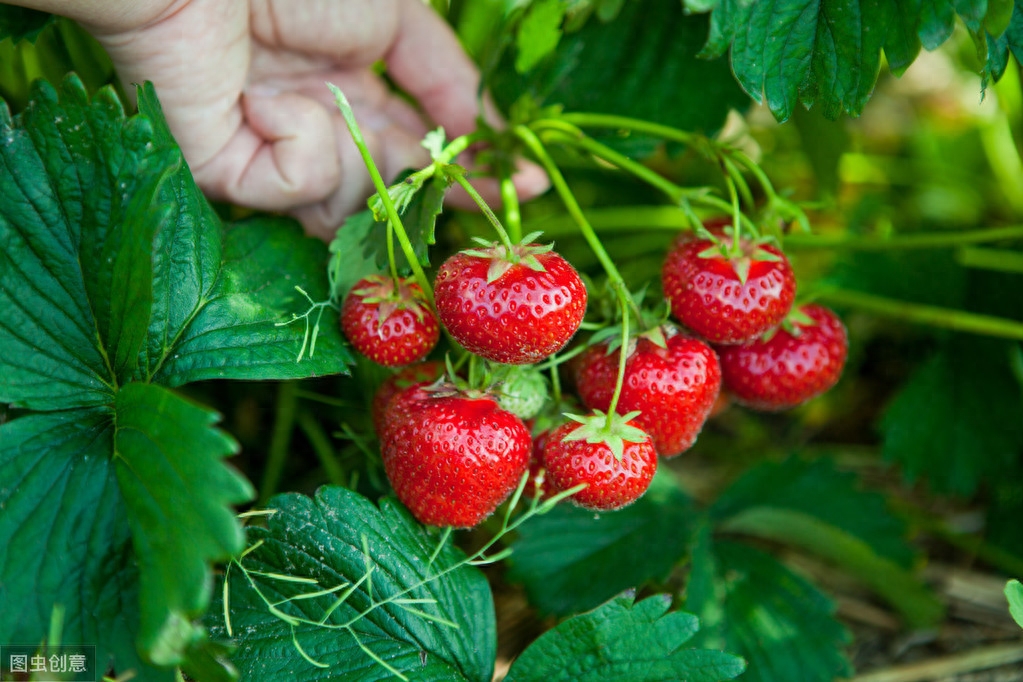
[500,173,523,243]
[725,174,743,259]
[605,297,630,430]
[514,125,641,321]
[328,83,434,306]
[449,170,516,253]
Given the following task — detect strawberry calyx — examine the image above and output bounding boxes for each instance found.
[351,274,433,329]
[461,231,555,283]
[761,304,818,342]
[695,226,784,286]
[562,409,650,461]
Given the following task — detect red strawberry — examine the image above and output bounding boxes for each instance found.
[433,240,587,364]
[341,275,439,367]
[381,386,531,527]
[541,411,657,511]
[717,304,847,411]
[574,326,721,457]
[661,233,795,344]
[371,361,445,436]
[523,428,556,501]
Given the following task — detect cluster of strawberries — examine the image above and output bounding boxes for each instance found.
[341,225,848,529]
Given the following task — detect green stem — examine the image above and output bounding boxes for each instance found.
[526,208,1023,251]
[724,174,743,258]
[514,124,638,318]
[436,131,484,164]
[820,289,1023,341]
[296,410,345,487]
[328,84,434,304]
[605,298,630,428]
[500,173,523,243]
[553,113,698,146]
[535,125,685,202]
[450,171,515,249]
[260,381,299,506]
[956,246,1023,274]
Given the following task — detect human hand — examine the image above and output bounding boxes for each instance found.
[68,0,548,239]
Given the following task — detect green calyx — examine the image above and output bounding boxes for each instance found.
[562,409,650,461]
[761,305,817,342]
[352,274,431,327]
[696,228,784,286]
[462,231,555,283]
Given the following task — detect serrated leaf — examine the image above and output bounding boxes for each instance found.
[207,486,496,682]
[385,173,448,270]
[984,2,1023,83]
[492,0,749,155]
[686,536,853,682]
[328,209,386,300]
[515,0,566,73]
[0,410,174,681]
[114,383,253,664]
[150,216,353,385]
[0,5,52,43]
[508,470,695,615]
[0,75,169,410]
[711,457,916,567]
[700,0,1010,120]
[881,337,1023,496]
[1006,580,1023,629]
[504,592,745,682]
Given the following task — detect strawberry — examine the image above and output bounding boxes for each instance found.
[717,304,848,411]
[523,428,556,501]
[380,385,531,527]
[574,325,721,457]
[433,240,587,364]
[661,232,795,344]
[341,275,439,367]
[541,411,657,511]
[371,361,445,437]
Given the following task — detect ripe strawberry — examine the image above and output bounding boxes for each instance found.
[523,428,556,501]
[341,275,439,367]
[433,240,587,364]
[371,361,445,437]
[541,411,657,511]
[574,326,721,457]
[661,233,795,344]
[717,304,848,411]
[381,386,531,527]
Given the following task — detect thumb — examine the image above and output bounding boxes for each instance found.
[190,89,342,211]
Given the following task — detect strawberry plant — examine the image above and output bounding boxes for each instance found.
[3,1,1023,681]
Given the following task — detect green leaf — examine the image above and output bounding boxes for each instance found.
[0,5,52,43]
[114,383,253,665]
[711,456,916,567]
[508,470,696,616]
[0,75,171,410]
[328,209,386,301]
[984,2,1023,83]
[515,0,566,73]
[686,536,853,682]
[383,172,448,270]
[719,508,943,627]
[881,337,1023,496]
[151,216,354,385]
[699,0,1006,120]
[1006,579,1023,629]
[492,0,749,147]
[207,486,496,682]
[504,592,746,682]
[0,410,174,681]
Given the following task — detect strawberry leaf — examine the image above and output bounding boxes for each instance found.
[881,337,1023,496]
[685,531,853,682]
[503,592,745,682]
[710,457,941,627]
[515,0,566,73]
[490,0,749,156]
[206,486,496,682]
[0,410,173,681]
[508,470,695,615]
